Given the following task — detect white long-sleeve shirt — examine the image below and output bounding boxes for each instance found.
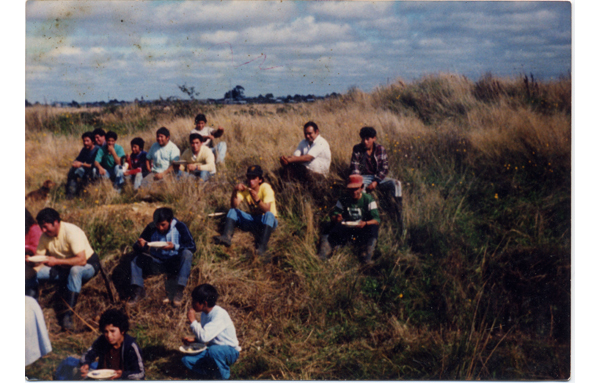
[190,305,241,351]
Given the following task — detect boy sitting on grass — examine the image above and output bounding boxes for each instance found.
[123,137,149,190]
[54,308,144,380]
[178,133,216,182]
[181,284,241,380]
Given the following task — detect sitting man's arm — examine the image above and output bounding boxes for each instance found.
[231,184,245,208]
[212,126,225,139]
[249,187,271,214]
[281,154,314,165]
[173,221,197,254]
[44,250,87,267]
[187,308,228,344]
[94,160,106,176]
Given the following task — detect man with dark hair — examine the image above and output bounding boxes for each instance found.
[214,165,278,263]
[92,128,106,147]
[141,127,180,188]
[94,130,125,190]
[66,132,99,198]
[129,207,196,307]
[350,126,403,225]
[178,133,216,182]
[123,137,148,190]
[280,121,331,180]
[181,283,240,380]
[191,113,227,163]
[56,308,144,380]
[318,174,381,264]
[25,208,101,330]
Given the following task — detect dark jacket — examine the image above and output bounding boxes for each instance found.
[80,333,145,380]
[132,219,196,261]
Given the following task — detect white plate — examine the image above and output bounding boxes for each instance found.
[342,221,361,227]
[87,369,117,379]
[147,241,168,248]
[27,255,48,263]
[208,212,225,217]
[179,343,206,354]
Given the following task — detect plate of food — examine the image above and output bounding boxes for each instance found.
[87,369,117,379]
[208,212,225,217]
[147,241,168,248]
[341,221,361,227]
[179,343,206,354]
[27,255,49,263]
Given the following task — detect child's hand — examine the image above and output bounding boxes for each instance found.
[182,336,196,345]
[163,242,175,250]
[80,364,89,378]
[137,238,147,248]
[187,308,197,323]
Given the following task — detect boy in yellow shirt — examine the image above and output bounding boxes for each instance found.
[214,165,277,263]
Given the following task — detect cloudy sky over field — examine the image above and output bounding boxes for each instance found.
[25,0,571,103]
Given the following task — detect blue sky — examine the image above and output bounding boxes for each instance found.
[25,1,571,103]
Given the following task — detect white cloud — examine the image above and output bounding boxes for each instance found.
[308,1,393,20]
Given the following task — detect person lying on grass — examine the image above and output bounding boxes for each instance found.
[350,126,403,227]
[191,113,227,164]
[78,308,145,380]
[65,131,99,199]
[213,165,278,263]
[123,137,149,190]
[128,207,196,307]
[177,133,216,182]
[181,284,240,380]
[318,174,381,264]
[140,127,181,188]
[94,130,126,191]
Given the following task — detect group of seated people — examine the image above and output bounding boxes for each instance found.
[26,116,404,379]
[26,207,239,380]
[65,114,226,197]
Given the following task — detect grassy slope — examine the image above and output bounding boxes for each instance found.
[25,73,570,380]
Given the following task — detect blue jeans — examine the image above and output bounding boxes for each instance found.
[227,208,278,233]
[212,142,227,164]
[35,264,97,293]
[100,165,125,189]
[361,175,402,197]
[130,249,193,288]
[177,170,212,182]
[181,345,239,380]
[125,172,144,190]
[66,167,96,196]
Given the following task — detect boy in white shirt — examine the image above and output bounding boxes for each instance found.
[181,284,241,380]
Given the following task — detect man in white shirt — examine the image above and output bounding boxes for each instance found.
[279,121,331,182]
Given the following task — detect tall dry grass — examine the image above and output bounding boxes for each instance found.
[25,73,570,380]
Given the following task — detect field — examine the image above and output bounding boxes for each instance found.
[25,73,571,380]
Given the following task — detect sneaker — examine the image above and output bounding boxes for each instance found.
[128,286,146,305]
[172,286,185,307]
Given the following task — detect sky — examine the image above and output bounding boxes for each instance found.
[25,0,571,104]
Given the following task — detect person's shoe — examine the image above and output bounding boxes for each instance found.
[318,235,332,261]
[213,218,235,247]
[256,225,274,263]
[128,285,146,305]
[61,290,79,331]
[172,285,185,307]
[360,238,377,264]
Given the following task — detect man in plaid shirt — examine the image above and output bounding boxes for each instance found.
[350,127,403,226]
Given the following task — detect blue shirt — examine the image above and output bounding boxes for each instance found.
[147,141,180,173]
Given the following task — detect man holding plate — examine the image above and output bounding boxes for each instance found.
[26,208,101,330]
[317,174,381,264]
[129,207,196,307]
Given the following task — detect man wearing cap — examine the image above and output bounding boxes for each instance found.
[318,174,380,264]
[350,126,403,226]
[280,121,331,181]
[25,208,101,330]
[191,113,227,164]
[213,165,278,262]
